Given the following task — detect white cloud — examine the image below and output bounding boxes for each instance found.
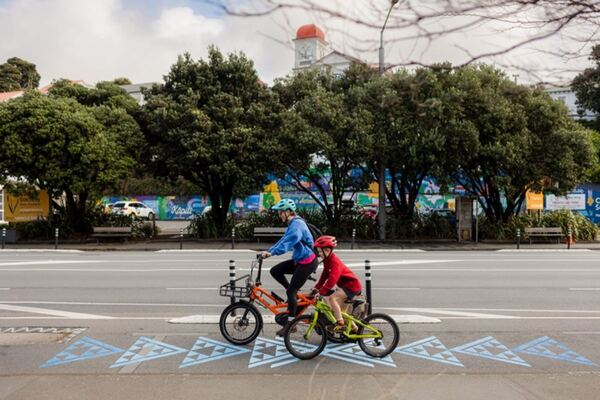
[0,0,593,87]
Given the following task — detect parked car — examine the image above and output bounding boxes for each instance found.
[111,201,155,220]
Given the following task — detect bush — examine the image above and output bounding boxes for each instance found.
[478,210,599,241]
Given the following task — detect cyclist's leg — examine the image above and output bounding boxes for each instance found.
[286,258,319,317]
[329,289,347,323]
[269,259,295,290]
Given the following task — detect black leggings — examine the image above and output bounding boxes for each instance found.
[270,257,319,317]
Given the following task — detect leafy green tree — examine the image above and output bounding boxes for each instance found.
[140,49,283,232]
[573,45,600,122]
[272,64,375,224]
[455,65,596,222]
[359,66,477,219]
[0,92,135,232]
[0,57,40,91]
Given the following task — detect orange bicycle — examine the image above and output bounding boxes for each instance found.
[219,255,331,345]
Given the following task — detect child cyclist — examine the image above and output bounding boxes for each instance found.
[311,235,362,332]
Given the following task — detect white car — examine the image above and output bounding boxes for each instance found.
[112,201,155,220]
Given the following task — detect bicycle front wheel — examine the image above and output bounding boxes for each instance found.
[219,301,263,345]
[357,313,400,358]
[284,315,327,360]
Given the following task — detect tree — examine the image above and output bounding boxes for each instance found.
[0,57,40,91]
[112,77,132,85]
[359,66,477,219]
[0,92,136,232]
[141,49,284,232]
[573,45,600,123]
[454,65,596,222]
[272,64,374,224]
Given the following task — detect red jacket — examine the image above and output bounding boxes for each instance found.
[314,253,362,295]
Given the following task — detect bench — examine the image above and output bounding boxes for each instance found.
[92,227,132,243]
[524,227,564,244]
[254,227,286,243]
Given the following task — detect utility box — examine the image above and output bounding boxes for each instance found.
[456,196,474,242]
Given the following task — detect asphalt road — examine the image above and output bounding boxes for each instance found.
[1,249,599,399]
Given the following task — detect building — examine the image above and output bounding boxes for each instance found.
[545,84,596,121]
[119,82,155,105]
[293,24,365,74]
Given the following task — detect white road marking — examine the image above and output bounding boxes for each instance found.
[0,301,225,307]
[166,288,215,291]
[346,260,457,267]
[497,249,592,252]
[0,260,106,267]
[569,288,600,291]
[382,307,515,319]
[418,307,600,314]
[168,314,439,324]
[0,288,9,290]
[0,249,83,253]
[0,303,113,319]
[157,250,254,253]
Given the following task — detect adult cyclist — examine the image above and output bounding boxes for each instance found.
[260,199,319,336]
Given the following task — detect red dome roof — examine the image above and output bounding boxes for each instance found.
[296,24,326,41]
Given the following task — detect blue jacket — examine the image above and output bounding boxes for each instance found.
[268,217,314,262]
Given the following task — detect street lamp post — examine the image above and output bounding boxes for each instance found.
[377,0,399,240]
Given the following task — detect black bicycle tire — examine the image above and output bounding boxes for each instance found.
[284,314,327,360]
[357,313,400,358]
[219,301,263,345]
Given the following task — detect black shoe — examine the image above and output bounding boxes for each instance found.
[276,321,296,337]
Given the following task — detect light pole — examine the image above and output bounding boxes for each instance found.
[377,0,399,240]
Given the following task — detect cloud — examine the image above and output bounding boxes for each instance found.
[0,0,593,87]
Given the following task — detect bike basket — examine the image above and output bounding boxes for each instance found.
[219,274,252,298]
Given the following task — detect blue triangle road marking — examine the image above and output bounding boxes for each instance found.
[40,337,123,368]
[452,336,530,367]
[248,337,298,369]
[180,337,250,368]
[395,336,463,367]
[513,336,597,367]
[110,336,187,368]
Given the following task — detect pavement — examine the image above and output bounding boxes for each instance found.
[1,250,600,399]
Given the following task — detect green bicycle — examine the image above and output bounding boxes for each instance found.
[283,297,400,360]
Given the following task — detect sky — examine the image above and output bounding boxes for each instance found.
[0,0,594,87]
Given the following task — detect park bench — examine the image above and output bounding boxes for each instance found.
[92,227,132,243]
[253,227,286,243]
[524,227,564,244]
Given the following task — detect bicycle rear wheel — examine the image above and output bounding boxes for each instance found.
[284,315,327,360]
[219,301,263,345]
[357,313,400,358]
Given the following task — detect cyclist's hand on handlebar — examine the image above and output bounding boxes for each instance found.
[259,251,272,259]
[309,288,319,297]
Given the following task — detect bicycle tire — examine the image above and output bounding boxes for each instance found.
[357,313,400,358]
[284,314,327,360]
[219,301,263,345]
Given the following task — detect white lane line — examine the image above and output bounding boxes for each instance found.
[0,249,83,253]
[0,301,225,307]
[0,288,10,290]
[0,260,106,267]
[382,307,516,319]
[0,303,113,319]
[569,288,600,291]
[346,260,457,267]
[497,249,592,252]
[165,287,420,291]
[168,314,439,324]
[157,250,254,253]
[418,307,600,314]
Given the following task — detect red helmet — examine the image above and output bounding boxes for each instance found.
[314,235,337,248]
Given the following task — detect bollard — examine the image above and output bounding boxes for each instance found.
[179,228,183,250]
[54,228,59,250]
[231,228,235,250]
[351,228,356,250]
[229,260,236,306]
[1,227,5,250]
[568,224,572,250]
[365,260,372,315]
[516,228,521,250]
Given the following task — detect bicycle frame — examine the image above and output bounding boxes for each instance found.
[247,256,315,316]
[306,300,383,341]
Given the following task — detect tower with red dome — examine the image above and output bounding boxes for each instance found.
[293,24,329,70]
